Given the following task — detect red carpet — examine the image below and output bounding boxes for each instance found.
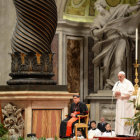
[94,137,139,140]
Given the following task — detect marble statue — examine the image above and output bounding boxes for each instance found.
[2,103,24,137]
[91,0,140,89]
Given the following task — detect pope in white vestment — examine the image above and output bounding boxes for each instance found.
[112,71,135,136]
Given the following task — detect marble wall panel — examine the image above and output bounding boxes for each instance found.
[67,39,80,93]
[88,37,94,94]
[100,103,116,129]
[32,109,61,138]
[51,34,58,83]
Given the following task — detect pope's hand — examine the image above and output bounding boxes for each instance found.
[115,91,121,97]
[121,94,130,100]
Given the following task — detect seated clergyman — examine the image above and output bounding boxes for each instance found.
[59,95,88,138]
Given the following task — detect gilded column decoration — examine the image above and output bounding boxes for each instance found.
[63,0,96,22]
[7,0,57,85]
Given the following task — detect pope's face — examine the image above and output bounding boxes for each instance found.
[73,96,80,104]
[118,74,125,82]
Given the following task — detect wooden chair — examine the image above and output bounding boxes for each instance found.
[75,104,90,140]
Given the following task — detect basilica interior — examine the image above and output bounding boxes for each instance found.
[0,0,140,139]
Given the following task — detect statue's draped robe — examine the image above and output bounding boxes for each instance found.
[112,78,135,136]
[91,4,140,87]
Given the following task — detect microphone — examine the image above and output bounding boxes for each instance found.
[116,81,119,87]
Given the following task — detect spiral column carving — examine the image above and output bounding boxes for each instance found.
[7,0,57,85]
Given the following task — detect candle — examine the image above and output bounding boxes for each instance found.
[135,28,138,60]
[136,88,140,109]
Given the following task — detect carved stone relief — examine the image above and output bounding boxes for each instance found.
[100,103,116,129]
[100,103,116,121]
[2,103,24,137]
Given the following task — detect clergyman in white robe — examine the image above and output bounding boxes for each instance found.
[88,128,101,139]
[102,130,116,137]
[112,72,135,136]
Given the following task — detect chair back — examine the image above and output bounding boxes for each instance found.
[85,104,90,125]
[75,104,90,140]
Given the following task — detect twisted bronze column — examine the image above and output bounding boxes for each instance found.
[7,0,57,85]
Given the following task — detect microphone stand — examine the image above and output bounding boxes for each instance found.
[110,94,114,136]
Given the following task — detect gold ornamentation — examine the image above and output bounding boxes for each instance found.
[71,0,86,8]
[36,53,41,65]
[133,60,140,95]
[124,121,132,126]
[20,53,26,65]
[49,53,53,63]
[105,0,121,7]
[73,0,83,5]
